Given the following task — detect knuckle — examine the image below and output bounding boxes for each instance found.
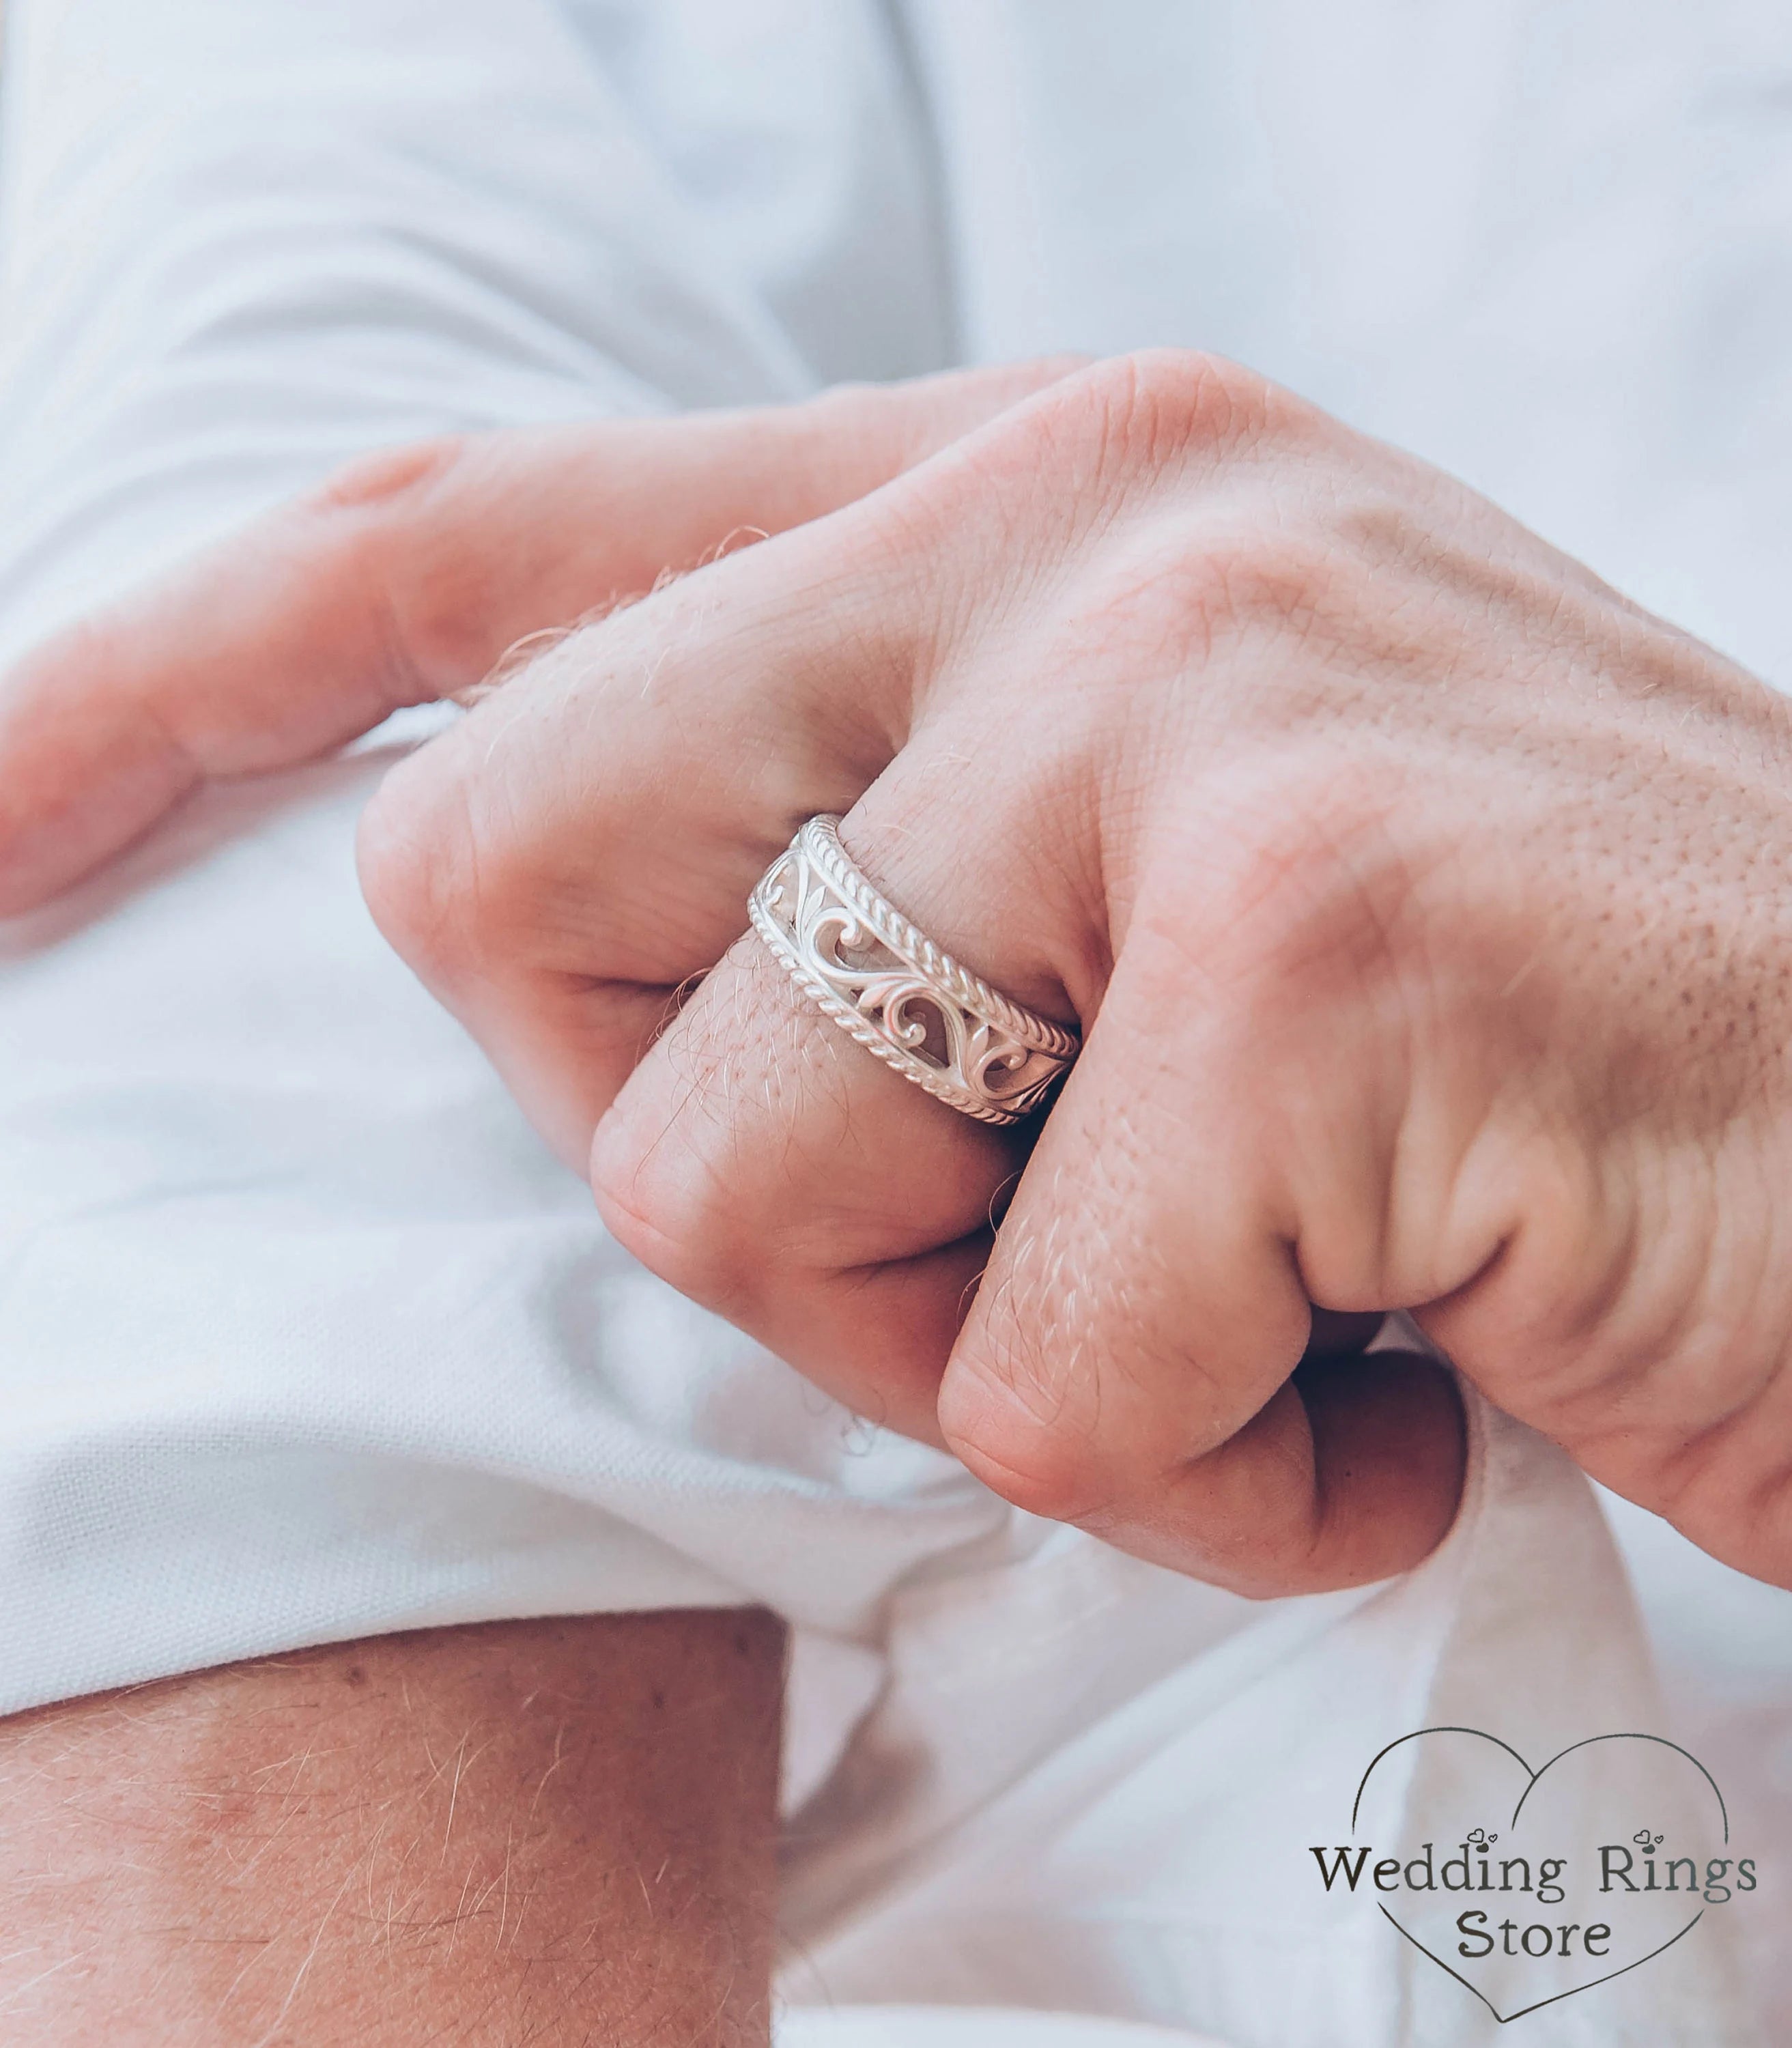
[943,1399,1111,1524]
[1111,345,1273,440]
[588,956,849,1313]
[939,1339,1118,1525]
[1042,347,1281,476]
[938,1197,1132,1523]
[1242,788,1438,998]
[357,633,610,995]
[1179,527,1347,639]
[306,433,469,516]
[588,1107,750,1312]
[1136,767,1415,1023]
[356,745,495,989]
[301,435,496,692]
[1085,516,1354,674]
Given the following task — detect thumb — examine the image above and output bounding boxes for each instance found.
[0,358,1082,913]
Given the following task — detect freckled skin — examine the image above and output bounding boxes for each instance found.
[0,1613,784,2045]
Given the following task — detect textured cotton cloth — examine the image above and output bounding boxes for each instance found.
[1,5,1789,2043]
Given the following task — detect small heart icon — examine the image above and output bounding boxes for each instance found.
[1342,1728,1733,2023]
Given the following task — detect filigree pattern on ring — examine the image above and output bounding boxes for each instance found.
[748,815,1079,1126]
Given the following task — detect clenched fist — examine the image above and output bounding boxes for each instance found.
[10,349,1791,1597]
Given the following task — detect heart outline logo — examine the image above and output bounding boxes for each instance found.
[1350,1726,1729,2025]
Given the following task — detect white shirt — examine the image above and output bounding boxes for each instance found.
[0,5,1786,2041]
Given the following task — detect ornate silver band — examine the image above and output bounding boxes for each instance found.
[747,814,1080,1126]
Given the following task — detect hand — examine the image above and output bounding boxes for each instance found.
[0,360,1077,913]
[352,350,1792,1597]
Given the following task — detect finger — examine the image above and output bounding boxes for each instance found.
[934,953,1468,1595]
[591,771,1460,1587]
[591,926,1021,1438]
[579,567,1107,1413]
[578,715,1102,1437]
[356,357,1105,1165]
[354,492,935,1163]
[0,358,1081,913]
[382,343,1460,1585]
[577,602,1161,1438]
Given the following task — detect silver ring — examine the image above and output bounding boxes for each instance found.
[747,815,1080,1126]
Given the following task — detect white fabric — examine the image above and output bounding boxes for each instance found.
[0,3,1787,2043]
[775,2011,1226,2047]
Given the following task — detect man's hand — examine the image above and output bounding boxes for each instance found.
[12,347,1791,1599]
[0,360,1078,914]
[349,350,1792,1597]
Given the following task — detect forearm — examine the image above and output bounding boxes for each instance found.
[0,1610,784,2045]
